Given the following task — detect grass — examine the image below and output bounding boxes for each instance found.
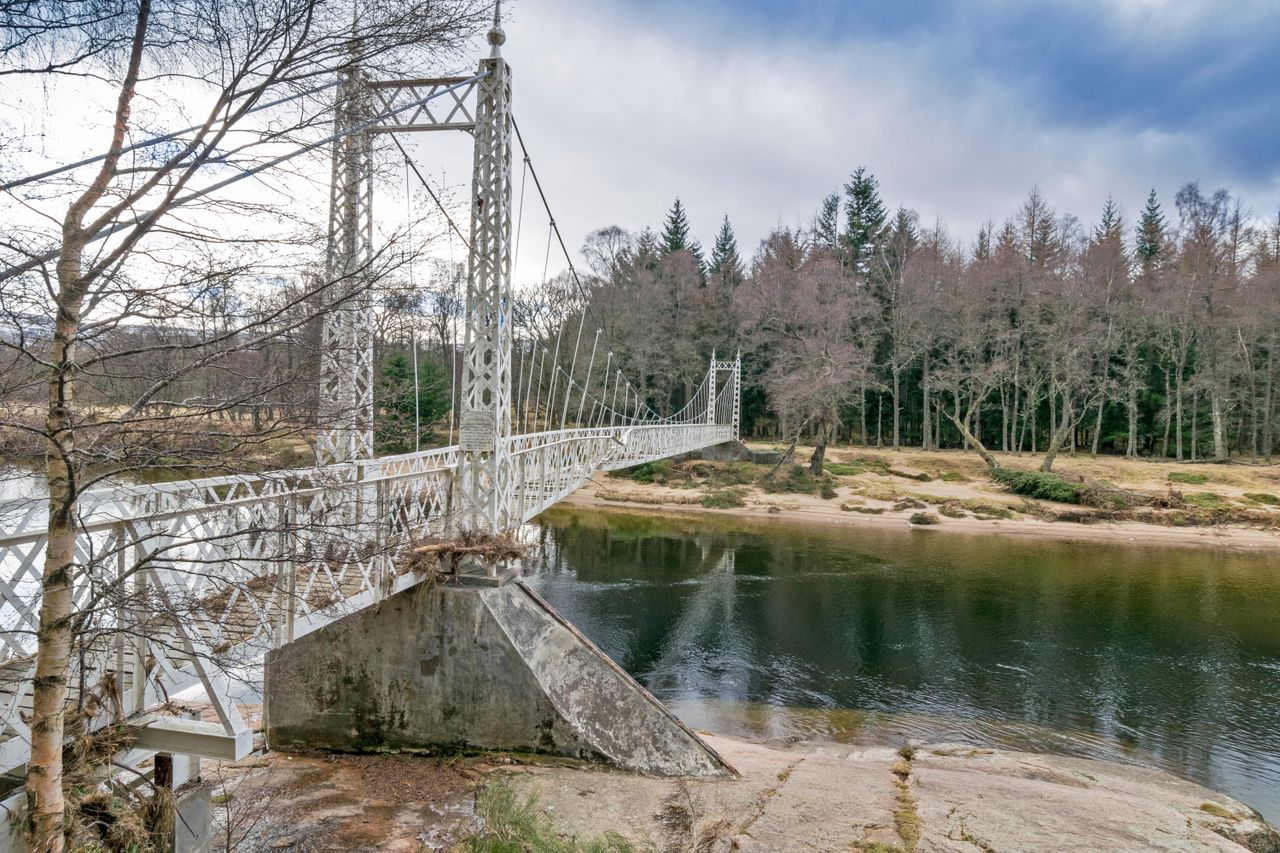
[462,781,644,853]
[938,471,970,483]
[908,512,938,525]
[825,455,892,477]
[938,504,967,519]
[701,488,747,509]
[1185,492,1229,509]
[1199,802,1236,820]
[962,501,1015,520]
[1169,471,1210,485]
[1244,492,1280,505]
[989,468,1082,504]
[891,772,921,852]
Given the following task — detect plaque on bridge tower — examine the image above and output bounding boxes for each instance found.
[460,411,496,452]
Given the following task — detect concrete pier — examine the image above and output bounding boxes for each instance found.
[264,579,733,778]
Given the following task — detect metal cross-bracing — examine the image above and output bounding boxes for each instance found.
[316,67,376,466]
[456,45,516,535]
[0,359,738,780]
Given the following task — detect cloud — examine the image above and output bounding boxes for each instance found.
[496,0,1279,282]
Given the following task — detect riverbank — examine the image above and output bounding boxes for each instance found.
[563,445,1280,551]
[207,732,1279,851]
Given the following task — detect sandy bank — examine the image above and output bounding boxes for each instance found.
[562,477,1280,552]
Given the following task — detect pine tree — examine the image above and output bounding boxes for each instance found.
[814,191,841,251]
[709,214,743,285]
[1135,188,1167,276]
[881,206,919,282]
[843,167,887,276]
[974,221,993,261]
[1096,196,1123,243]
[660,197,705,272]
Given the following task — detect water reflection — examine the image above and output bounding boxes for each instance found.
[527,508,1280,822]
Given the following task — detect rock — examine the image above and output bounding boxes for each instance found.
[502,735,1276,852]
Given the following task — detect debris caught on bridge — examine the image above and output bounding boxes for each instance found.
[408,531,527,573]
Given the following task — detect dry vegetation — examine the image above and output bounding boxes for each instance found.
[594,442,1280,536]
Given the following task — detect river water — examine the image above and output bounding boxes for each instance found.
[526,507,1280,823]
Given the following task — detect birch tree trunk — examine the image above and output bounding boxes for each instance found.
[945,407,998,469]
[27,7,151,848]
[1091,395,1105,456]
[921,353,931,451]
[891,365,901,450]
[1265,335,1276,464]
[1161,371,1172,458]
[859,379,868,446]
[1126,348,1139,459]
[1040,398,1076,472]
[1210,388,1228,462]
[1174,357,1185,460]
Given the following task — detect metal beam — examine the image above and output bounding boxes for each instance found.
[132,715,254,761]
[455,21,516,535]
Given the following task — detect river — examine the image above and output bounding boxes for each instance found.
[526,506,1280,823]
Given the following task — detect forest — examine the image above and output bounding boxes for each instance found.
[560,171,1280,471]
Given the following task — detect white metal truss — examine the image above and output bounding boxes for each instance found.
[317,67,376,465]
[456,40,515,535]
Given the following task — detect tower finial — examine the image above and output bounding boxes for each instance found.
[488,0,506,57]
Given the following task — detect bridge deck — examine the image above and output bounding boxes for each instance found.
[0,423,731,775]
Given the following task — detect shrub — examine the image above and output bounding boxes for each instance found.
[889,468,933,482]
[1244,492,1280,505]
[1168,471,1209,485]
[909,512,940,525]
[620,459,673,484]
[761,464,817,494]
[854,507,887,514]
[712,462,759,486]
[938,503,967,518]
[990,468,1081,504]
[818,478,839,500]
[701,488,747,509]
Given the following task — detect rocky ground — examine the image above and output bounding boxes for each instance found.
[204,733,1279,852]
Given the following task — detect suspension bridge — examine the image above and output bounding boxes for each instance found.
[0,9,741,837]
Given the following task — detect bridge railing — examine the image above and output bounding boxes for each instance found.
[0,423,728,775]
[508,423,732,524]
[0,447,458,774]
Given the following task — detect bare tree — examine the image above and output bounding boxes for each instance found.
[0,1,487,847]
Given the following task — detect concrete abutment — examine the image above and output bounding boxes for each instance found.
[263,578,734,778]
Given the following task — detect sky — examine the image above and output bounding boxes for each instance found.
[5,0,1279,291]
[475,0,1280,283]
